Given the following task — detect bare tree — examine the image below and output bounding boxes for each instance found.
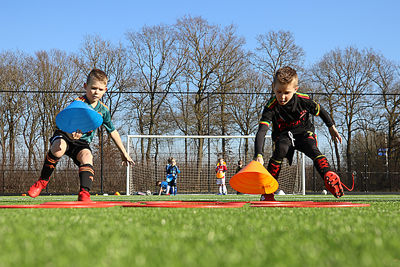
[0,51,27,174]
[125,24,186,162]
[165,78,197,165]
[214,26,247,158]
[227,69,268,162]
[26,50,81,155]
[370,52,400,171]
[310,59,344,170]
[311,47,375,173]
[22,100,41,170]
[253,30,305,87]
[176,16,244,176]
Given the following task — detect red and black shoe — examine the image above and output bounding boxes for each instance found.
[28,179,49,198]
[324,171,344,198]
[260,193,276,201]
[78,188,92,202]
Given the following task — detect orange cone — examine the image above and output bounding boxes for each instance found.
[229,161,279,194]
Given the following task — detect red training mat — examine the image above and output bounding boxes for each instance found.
[123,201,247,208]
[250,201,370,208]
[0,201,370,209]
[0,201,138,209]
[42,201,134,207]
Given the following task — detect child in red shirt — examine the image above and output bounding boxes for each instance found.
[216,158,228,195]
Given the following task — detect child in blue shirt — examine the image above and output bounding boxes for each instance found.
[157,181,169,195]
[165,157,180,195]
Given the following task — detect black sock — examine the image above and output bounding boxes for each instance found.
[313,155,330,178]
[40,151,60,181]
[267,158,282,179]
[79,164,94,191]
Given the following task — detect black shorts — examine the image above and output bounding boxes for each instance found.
[50,130,92,166]
[168,179,177,187]
[272,131,322,162]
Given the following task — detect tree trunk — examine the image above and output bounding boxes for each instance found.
[346,132,352,173]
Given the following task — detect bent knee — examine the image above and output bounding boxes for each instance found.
[50,138,67,157]
[77,149,93,165]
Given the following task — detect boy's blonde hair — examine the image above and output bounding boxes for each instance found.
[86,69,108,84]
[273,66,298,86]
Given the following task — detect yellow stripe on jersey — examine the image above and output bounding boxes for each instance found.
[296,92,310,98]
[315,103,320,116]
[98,100,110,111]
[266,97,277,108]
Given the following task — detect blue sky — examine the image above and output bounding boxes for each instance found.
[1,0,399,66]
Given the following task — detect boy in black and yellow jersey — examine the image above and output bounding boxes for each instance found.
[254,66,343,200]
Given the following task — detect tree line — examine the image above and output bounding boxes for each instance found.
[1,16,400,191]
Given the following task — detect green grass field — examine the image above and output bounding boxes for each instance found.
[0,194,399,267]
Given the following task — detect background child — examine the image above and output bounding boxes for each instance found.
[156,180,169,195]
[254,66,343,201]
[28,69,134,201]
[235,159,243,195]
[215,158,228,195]
[165,157,180,195]
[235,159,243,173]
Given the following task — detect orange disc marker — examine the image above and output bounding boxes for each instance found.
[216,171,224,178]
[229,161,279,194]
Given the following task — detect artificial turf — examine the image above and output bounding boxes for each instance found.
[0,194,399,267]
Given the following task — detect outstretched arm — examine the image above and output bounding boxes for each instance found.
[313,103,341,143]
[329,125,342,144]
[254,123,269,165]
[109,130,135,165]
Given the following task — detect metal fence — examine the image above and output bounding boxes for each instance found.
[2,157,400,195]
[1,90,400,194]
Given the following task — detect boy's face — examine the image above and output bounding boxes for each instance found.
[273,79,298,106]
[84,79,107,103]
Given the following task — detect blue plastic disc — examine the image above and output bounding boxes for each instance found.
[55,101,103,133]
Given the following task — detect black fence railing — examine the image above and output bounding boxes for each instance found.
[2,91,400,194]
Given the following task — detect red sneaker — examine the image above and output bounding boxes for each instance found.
[260,193,276,201]
[324,171,344,198]
[28,179,49,198]
[78,189,91,202]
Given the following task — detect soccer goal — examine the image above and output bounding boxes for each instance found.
[125,135,305,195]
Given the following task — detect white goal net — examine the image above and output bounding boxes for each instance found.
[126,135,305,195]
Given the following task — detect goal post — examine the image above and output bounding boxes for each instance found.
[126,135,306,195]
